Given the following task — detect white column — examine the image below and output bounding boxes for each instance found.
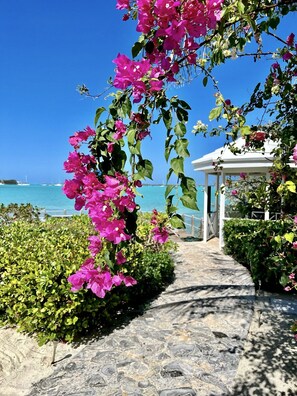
[264,172,270,220]
[203,172,209,242]
[219,172,226,249]
[214,173,220,236]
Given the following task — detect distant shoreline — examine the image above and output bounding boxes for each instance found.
[0,179,18,185]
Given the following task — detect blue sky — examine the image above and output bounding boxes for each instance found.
[0,1,296,185]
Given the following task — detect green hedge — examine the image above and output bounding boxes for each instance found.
[0,215,175,344]
[223,219,296,291]
[0,203,41,224]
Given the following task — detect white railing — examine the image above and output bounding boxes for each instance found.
[182,214,203,238]
[39,209,81,219]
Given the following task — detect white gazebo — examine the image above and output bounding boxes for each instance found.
[192,138,296,249]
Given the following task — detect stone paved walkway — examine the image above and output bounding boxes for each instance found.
[28,241,256,396]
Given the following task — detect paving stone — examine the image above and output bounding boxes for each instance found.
[28,241,255,396]
[159,388,197,396]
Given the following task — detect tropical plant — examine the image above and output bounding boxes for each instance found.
[62,1,297,298]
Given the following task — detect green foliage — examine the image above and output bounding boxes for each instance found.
[0,203,41,224]
[224,219,297,291]
[0,215,175,344]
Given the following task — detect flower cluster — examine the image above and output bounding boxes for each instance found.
[68,258,136,298]
[114,0,224,97]
[113,54,164,102]
[151,209,169,244]
[63,124,170,298]
[63,126,139,297]
[135,0,223,58]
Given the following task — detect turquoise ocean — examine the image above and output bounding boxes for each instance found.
[0,184,205,217]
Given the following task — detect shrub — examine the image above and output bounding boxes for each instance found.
[0,203,41,224]
[0,215,175,344]
[223,219,297,291]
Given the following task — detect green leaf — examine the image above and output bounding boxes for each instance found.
[237,1,245,13]
[284,232,295,243]
[165,184,176,197]
[202,76,208,87]
[175,139,190,158]
[274,235,282,244]
[128,140,141,155]
[178,100,191,110]
[170,214,185,229]
[240,126,251,136]
[280,274,289,287]
[167,205,178,214]
[117,98,131,118]
[180,194,199,210]
[269,16,280,30]
[136,159,153,180]
[165,144,174,162]
[161,109,172,130]
[209,106,222,121]
[94,107,106,127]
[166,168,173,183]
[127,128,137,145]
[170,157,184,176]
[174,122,186,137]
[285,181,296,193]
[132,41,143,58]
[176,107,188,122]
[180,176,197,195]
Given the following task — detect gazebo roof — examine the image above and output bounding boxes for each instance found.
[192,138,295,174]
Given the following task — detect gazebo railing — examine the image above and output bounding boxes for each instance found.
[182,214,203,238]
[251,211,281,220]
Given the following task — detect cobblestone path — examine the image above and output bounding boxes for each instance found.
[28,241,255,396]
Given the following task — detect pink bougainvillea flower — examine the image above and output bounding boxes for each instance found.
[63,179,82,199]
[74,195,85,211]
[150,78,163,92]
[294,215,297,225]
[122,275,137,286]
[113,120,127,140]
[88,235,103,256]
[134,180,142,187]
[225,99,231,106]
[289,273,295,280]
[138,130,151,140]
[87,270,114,298]
[112,272,137,287]
[107,142,115,153]
[282,51,293,61]
[64,152,83,174]
[286,33,295,46]
[69,126,96,149]
[113,54,150,90]
[116,250,127,265]
[68,258,96,292]
[284,286,291,292]
[292,241,297,250]
[239,172,247,179]
[231,189,238,196]
[116,0,130,10]
[115,195,136,213]
[251,131,266,141]
[152,226,169,244]
[136,0,155,33]
[100,219,131,244]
